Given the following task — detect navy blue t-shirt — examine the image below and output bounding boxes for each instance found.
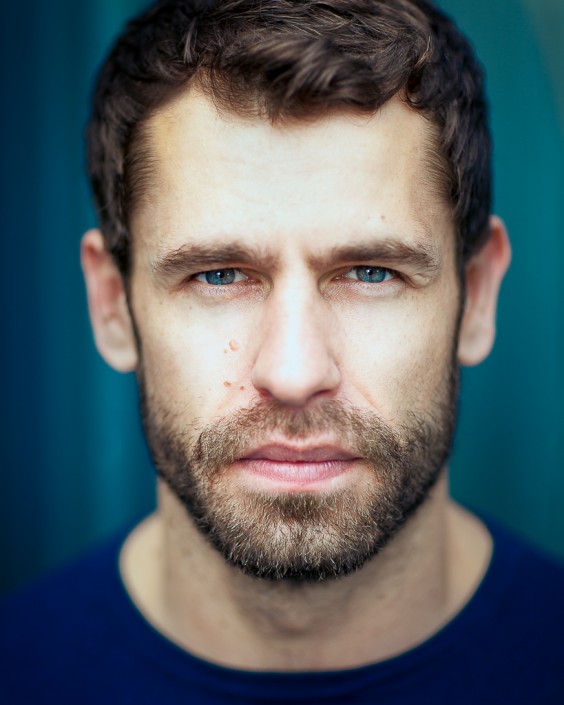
[1,517,564,704]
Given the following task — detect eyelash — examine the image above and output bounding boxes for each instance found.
[192,265,399,289]
[339,266,397,284]
[193,269,249,286]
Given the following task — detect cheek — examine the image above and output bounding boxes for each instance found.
[138,303,255,421]
[338,292,459,416]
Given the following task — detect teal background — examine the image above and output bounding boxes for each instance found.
[1,0,562,595]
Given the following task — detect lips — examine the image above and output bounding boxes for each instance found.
[236,443,362,488]
[242,444,360,463]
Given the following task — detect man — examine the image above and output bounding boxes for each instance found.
[1,0,563,702]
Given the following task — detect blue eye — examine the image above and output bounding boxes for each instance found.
[196,269,240,286]
[347,266,393,283]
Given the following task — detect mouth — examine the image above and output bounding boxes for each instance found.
[233,443,363,490]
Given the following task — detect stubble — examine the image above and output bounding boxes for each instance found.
[138,364,458,582]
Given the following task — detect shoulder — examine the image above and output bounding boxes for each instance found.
[1,529,124,632]
[464,516,564,697]
[387,515,564,703]
[485,516,564,603]
[0,529,132,702]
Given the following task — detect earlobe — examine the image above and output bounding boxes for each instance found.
[457,216,511,367]
[81,229,138,372]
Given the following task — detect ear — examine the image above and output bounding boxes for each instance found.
[457,216,511,367]
[81,229,138,372]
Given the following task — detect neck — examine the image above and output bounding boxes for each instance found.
[120,476,491,671]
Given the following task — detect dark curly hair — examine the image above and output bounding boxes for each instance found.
[87,0,491,279]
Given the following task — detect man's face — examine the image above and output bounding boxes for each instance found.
[128,92,461,581]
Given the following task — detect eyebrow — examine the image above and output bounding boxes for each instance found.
[312,240,441,275]
[151,236,441,284]
[152,243,278,283]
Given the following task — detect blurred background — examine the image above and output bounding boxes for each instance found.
[1,0,563,595]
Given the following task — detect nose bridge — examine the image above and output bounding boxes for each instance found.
[251,277,340,405]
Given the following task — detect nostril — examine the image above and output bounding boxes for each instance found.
[252,354,341,406]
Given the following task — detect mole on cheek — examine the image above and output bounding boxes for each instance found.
[224,381,232,388]
[229,339,240,352]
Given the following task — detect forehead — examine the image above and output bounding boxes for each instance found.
[129,89,453,264]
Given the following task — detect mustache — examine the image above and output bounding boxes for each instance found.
[192,398,407,474]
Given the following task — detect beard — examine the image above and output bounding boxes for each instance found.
[138,357,459,583]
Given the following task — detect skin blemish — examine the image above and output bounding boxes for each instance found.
[224,349,228,354]
[229,339,240,352]
[380,214,386,221]
[239,386,245,391]
[224,381,232,388]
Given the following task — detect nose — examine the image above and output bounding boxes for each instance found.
[251,283,341,406]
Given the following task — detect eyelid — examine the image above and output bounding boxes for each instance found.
[189,265,402,285]
[339,265,399,282]
[192,268,248,284]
